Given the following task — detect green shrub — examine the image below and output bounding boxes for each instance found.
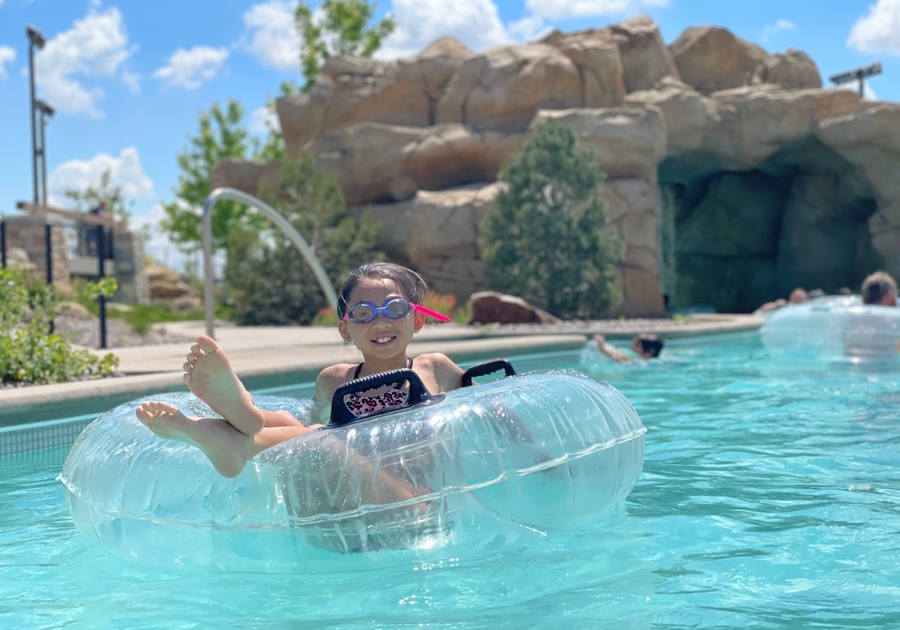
[225,154,383,325]
[0,266,119,385]
[419,290,455,324]
[451,300,473,325]
[479,118,623,319]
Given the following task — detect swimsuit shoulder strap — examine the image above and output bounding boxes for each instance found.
[354,357,412,380]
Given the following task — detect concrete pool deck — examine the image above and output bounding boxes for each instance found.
[0,313,763,426]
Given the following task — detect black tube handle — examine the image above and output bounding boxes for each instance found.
[461,359,517,387]
[329,368,433,426]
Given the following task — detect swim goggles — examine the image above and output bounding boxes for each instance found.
[342,298,451,323]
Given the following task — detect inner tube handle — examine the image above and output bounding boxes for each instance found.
[461,359,517,387]
[329,368,432,426]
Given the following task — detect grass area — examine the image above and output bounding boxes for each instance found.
[68,277,234,335]
[77,301,233,335]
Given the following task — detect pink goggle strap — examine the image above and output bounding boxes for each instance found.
[411,303,452,322]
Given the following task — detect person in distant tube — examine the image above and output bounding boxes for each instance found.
[843,271,900,361]
[593,333,664,364]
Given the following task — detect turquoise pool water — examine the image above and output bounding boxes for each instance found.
[3,332,900,628]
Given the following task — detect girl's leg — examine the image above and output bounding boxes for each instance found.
[135,401,321,478]
[182,335,265,436]
[135,403,423,507]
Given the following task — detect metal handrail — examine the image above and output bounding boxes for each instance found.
[202,187,339,339]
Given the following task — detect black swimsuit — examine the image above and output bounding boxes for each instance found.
[344,358,413,418]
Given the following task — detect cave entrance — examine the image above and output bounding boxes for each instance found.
[658,137,880,313]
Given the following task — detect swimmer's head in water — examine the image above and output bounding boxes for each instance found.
[789,288,808,304]
[631,334,664,358]
[861,271,898,306]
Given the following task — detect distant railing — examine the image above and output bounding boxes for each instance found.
[201,188,339,339]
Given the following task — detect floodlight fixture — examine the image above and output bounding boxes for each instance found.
[829,62,883,98]
[26,25,46,50]
[36,99,55,118]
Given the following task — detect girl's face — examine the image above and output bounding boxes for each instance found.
[338,276,425,360]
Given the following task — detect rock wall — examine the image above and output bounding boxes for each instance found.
[212,16,900,315]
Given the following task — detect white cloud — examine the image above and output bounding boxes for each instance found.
[0,45,14,79]
[48,147,154,207]
[525,0,668,21]
[153,46,229,90]
[762,19,796,42]
[132,203,191,271]
[378,0,510,59]
[243,0,301,71]
[508,15,553,43]
[848,0,900,54]
[250,105,279,134]
[835,79,879,101]
[121,70,140,93]
[863,81,879,100]
[36,7,135,117]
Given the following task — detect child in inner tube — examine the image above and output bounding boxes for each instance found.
[134,262,465,511]
[843,271,900,360]
[592,333,664,364]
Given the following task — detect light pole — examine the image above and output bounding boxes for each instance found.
[27,25,47,212]
[829,62,882,99]
[35,99,54,208]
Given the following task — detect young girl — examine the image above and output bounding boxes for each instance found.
[134,263,466,493]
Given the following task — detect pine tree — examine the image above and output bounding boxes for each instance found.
[479,119,623,318]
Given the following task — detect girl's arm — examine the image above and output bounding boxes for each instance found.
[593,335,635,364]
[422,353,465,393]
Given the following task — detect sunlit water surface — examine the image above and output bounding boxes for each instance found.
[3,332,900,628]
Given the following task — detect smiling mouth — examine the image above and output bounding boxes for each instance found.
[372,335,396,345]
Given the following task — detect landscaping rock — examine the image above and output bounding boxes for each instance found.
[469,292,561,325]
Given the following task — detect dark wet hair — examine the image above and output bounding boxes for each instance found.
[337,262,428,319]
[861,271,898,305]
[635,333,664,358]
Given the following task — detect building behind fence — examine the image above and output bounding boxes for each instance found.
[0,213,150,304]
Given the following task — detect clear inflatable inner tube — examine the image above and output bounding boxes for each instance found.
[60,363,646,573]
[760,296,900,363]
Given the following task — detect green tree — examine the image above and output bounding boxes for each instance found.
[479,119,623,319]
[295,0,395,92]
[226,154,382,325]
[64,169,132,224]
[160,99,266,254]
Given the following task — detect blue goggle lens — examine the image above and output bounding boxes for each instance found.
[346,298,412,323]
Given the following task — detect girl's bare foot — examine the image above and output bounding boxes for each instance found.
[183,335,265,436]
[134,401,251,478]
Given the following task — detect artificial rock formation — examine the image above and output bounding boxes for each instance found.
[213,16,900,315]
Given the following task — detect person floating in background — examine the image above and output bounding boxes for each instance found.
[593,333,664,364]
[843,271,900,360]
[755,287,809,314]
[861,271,898,307]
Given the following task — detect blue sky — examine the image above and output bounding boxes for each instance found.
[1,0,898,271]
